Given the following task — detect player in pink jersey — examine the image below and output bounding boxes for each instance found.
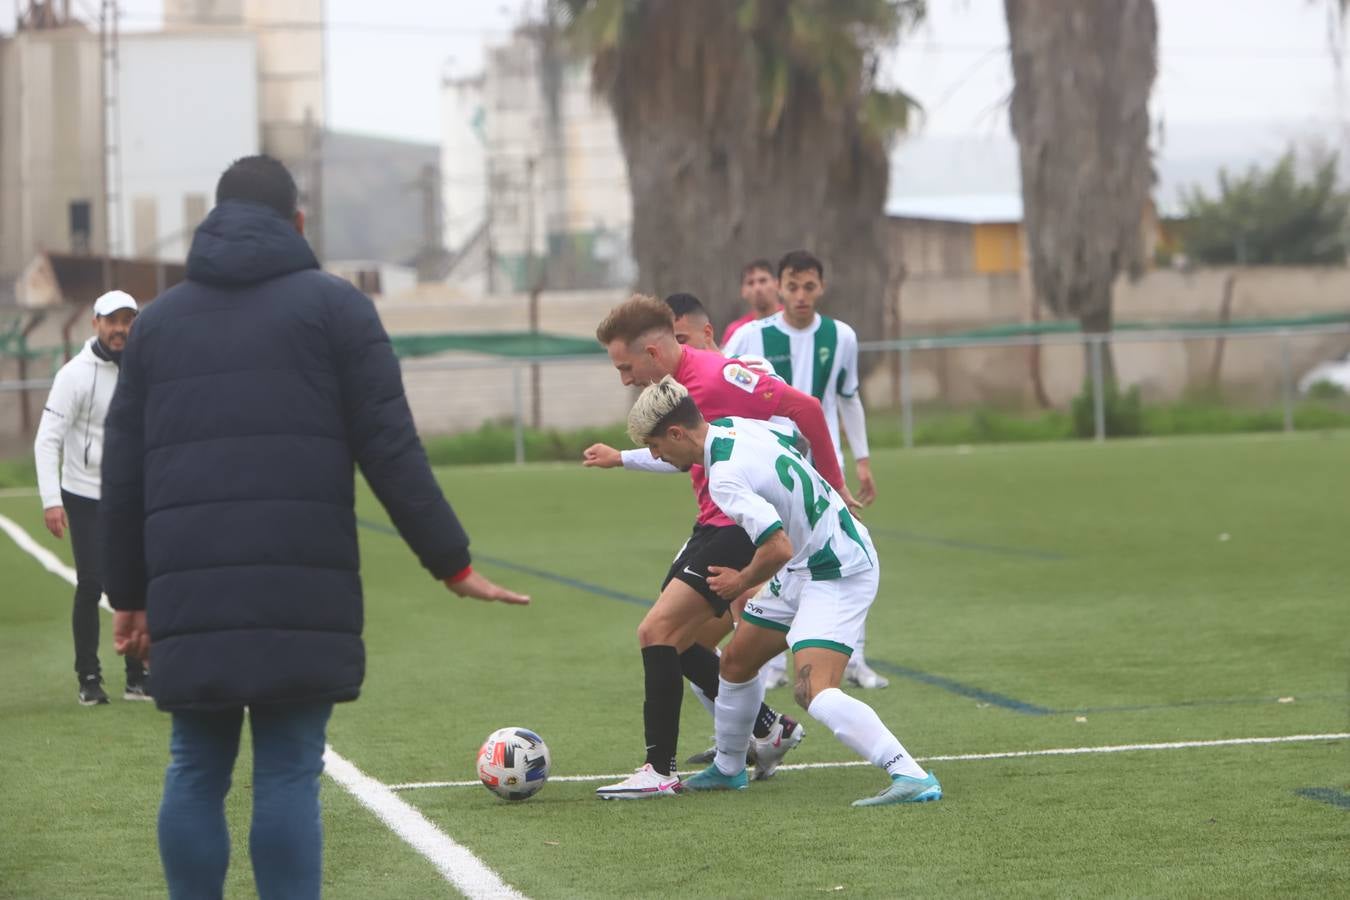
[721,259,782,346]
[584,295,857,799]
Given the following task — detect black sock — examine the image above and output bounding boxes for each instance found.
[679,644,721,699]
[752,703,779,739]
[641,645,683,776]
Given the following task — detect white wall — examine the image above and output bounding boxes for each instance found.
[440,76,486,254]
[558,59,629,235]
[118,32,259,261]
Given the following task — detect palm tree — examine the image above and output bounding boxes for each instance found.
[556,0,924,349]
[1004,0,1158,378]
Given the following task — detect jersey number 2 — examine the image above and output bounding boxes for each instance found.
[775,455,830,527]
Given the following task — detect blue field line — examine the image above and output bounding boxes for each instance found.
[1295,787,1350,810]
[356,518,653,607]
[472,554,654,608]
[868,527,1067,561]
[356,517,1055,714]
[864,660,1055,715]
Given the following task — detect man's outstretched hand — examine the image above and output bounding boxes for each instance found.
[114,610,150,660]
[444,570,531,605]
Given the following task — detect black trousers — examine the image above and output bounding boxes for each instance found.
[64,489,142,682]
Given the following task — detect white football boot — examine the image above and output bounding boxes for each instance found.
[595,763,682,800]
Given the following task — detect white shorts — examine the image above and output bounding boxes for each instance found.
[740,565,879,657]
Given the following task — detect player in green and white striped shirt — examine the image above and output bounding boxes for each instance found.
[624,378,941,806]
[724,250,888,689]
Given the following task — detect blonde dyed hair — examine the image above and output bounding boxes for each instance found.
[627,376,692,446]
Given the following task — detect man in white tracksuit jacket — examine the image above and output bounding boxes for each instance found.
[34,290,148,705]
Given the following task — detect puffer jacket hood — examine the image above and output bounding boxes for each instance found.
[186,200,319,287]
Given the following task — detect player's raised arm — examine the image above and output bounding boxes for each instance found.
[581,442,680,473]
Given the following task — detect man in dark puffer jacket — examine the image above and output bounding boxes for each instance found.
[99,155,528,900]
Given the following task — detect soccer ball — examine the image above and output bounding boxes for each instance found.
[477,727,551,801]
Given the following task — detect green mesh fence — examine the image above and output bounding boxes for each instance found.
[387,331,603,359]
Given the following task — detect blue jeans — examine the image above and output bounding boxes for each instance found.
[159,702,333,900]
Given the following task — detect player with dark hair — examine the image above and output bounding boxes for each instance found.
[726,249,888,689]
[721,259,782,345]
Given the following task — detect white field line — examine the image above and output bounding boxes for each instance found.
[323,747,527,899]
[0,512,111,610]
[388,732,1350,791]
[0,512,529,900]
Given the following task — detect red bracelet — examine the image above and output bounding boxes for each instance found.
[447,565,473,584]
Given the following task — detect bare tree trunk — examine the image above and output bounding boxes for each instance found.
[1005,0,1157,388]
[594,0,890,365]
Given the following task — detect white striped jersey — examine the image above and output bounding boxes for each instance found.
[703,417,875,581]
[724,312,861,467]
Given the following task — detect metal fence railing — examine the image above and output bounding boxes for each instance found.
[3,322,1348,462]
[859,322,1350,446]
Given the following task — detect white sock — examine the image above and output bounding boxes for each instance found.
[713,675,765,776]
[807,687,926,779]
[688,680,716,718]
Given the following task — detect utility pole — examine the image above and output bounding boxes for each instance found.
[99,0,123,292]
[525,156,542,429]
[412,162,442,282]
[304,106,324,263]
[419,163,441,257]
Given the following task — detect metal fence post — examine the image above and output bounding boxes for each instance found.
[511,366,526,465]
[1279,329,1294,433]
[899,344,914,449]
[1089,335,1106,443]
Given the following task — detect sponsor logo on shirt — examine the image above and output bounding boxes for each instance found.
[723,363,760,393]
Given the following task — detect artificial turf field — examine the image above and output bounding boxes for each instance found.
[1,433,1346,899]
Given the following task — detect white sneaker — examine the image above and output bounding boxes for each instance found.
[752,715,805,780]
[845,659,889,689]
[595,764,682,800]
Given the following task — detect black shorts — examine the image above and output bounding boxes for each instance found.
[662,523,757,615]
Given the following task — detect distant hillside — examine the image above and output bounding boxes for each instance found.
[319,130,438,265]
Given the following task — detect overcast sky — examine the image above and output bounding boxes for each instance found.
[6,0,1347,190]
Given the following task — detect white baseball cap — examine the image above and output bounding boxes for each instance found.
[93,290,138,317]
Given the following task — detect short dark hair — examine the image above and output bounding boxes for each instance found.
[664,292,708,320]
[777,250,824,281]
[216,155,298,218]
[649,393,703,439]
[596,294,675,345]
[741,259,775,281]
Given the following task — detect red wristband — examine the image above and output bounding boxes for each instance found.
[447,565,473,584]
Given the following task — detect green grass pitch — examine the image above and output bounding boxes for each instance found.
[1,433,1346,898]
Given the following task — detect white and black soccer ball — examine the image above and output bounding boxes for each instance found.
[477,727,551,801]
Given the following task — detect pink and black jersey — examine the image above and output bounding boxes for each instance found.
[674,345,836,527]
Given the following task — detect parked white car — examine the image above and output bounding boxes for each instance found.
[1297,351,1350,394]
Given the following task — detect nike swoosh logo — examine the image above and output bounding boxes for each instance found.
[682,566,705,580]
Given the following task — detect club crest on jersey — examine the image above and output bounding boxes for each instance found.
[723,363,759,393]
[818,347,830,365]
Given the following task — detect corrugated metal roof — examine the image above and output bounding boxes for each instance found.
[886,193,1024,224]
